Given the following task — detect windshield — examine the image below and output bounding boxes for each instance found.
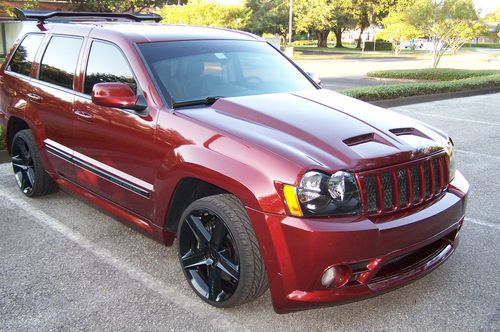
[137,40,316,105]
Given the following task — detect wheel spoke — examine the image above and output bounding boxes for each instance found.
[182,250,209,269]
[185,215,211,246]
[25,167,35,186]
[208,265,223,301]
[216,253,239,281]
[210,219,228,250]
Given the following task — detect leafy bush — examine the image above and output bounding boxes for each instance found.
[292,40,318,46]
[341,74,500,101]
[0,126,5,151]
[363,41,393,51]
[463,43,500,49]
[367,68,500,81]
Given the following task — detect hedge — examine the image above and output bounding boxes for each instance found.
[367,68,500,81]
[464,43,500,49]
[340,74,500,101]
[363,41,392,51]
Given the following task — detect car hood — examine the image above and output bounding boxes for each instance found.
[176,89,449,172]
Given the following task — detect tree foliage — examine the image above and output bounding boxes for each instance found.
[294,0,356,48]
[246,0,289,40]
[157,0,250,30]
[378,9,421,55]
[70,0,184,12]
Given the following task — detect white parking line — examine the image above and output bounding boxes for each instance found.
[455,149,500,161]
[393,109,500,126]
[465,217,500,231]
[0,186,248,332]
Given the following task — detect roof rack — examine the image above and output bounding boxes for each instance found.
[13,8,162,23]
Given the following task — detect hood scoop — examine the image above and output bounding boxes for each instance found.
[390,127,431,140]
[343,132,394,148]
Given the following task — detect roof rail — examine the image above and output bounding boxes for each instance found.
[13,8,162,23]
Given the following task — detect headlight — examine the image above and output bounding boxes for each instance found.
[284,171,362,217]
[445,138,456,181]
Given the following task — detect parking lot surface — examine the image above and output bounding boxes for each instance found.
[1,93,499,331]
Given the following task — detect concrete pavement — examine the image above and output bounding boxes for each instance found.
[1,93,499,331]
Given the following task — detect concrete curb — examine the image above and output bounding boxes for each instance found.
[369,86,500,108]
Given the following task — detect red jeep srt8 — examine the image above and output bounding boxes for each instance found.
[0,10,469,313]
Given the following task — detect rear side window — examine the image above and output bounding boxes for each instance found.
[7,34,44,76]
[84,41,137,95]
[39,36,83,90]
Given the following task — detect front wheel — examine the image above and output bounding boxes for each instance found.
[177,194,268,308]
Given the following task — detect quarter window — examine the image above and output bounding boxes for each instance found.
[84,41,137,95]
[39,36,83,90]
[7,34,44,76]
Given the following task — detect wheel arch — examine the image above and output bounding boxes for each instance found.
[6,116,31,154]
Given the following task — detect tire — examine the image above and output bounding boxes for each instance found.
[11,129,58,197]
[177,194,268,308]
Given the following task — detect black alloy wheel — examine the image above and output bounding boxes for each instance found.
[12,135,36,195]
[11,130,57,197]
[179,208,240,303]
[177,194,268,308]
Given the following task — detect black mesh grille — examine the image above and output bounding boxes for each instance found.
[362,155,448,216]
[381,172,393,210]
[423,162,431,198]
[432,159,440,194]
[364,176,378,213]
[398,169,408,207]
[410,164,421,202]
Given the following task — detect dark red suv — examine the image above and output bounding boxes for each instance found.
[0,10,469,313]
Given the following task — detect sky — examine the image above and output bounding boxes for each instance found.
[207,0,500,16]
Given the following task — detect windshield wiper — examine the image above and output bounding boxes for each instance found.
[172,96,224,108]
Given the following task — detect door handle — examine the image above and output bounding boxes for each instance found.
[27,93,42,103]
[75,110,94,121]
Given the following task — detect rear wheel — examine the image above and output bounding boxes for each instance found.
[177,194,268,307]
[11,130,57,197]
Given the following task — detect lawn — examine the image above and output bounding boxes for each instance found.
[341,68,500,101]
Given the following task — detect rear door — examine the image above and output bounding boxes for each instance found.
[71,40,157,220]
[31,35,84,179]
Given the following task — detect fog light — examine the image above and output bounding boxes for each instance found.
[320,265,352,288]
[321,267,337,287]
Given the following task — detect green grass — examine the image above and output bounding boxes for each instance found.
[0,126,5,151]
[367,68,500,81]
[341,71,500,101]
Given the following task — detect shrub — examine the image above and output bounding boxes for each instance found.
[363,41,392,51]
[463,43,500,49]
[340,74,500,101]
[0,126,5,151]
[367,68,500,81]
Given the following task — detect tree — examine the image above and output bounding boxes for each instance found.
[352,0,398,48]
[157,0,250,30]
[294,0,356,48]
[246,0,289,41]
[378,10,421,55]
[405,0,483,68]
[483,7,500,22]
[70,0,185,13]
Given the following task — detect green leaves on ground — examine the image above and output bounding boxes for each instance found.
[341,68,500,101]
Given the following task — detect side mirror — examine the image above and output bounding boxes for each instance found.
[307,72,322,86]
[91,82,147,112]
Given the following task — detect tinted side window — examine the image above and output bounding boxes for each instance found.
[84,41,137,95]
[39,36,83,89]
[7,34,44,76]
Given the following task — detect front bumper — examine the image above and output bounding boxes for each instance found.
[247,171,469,314]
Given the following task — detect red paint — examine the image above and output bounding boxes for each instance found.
[0,21,469,313]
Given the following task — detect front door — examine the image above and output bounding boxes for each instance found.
[71,40,158,220]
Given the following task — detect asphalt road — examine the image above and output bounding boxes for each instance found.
[1,93,499,331]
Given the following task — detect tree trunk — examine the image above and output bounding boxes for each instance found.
[333,27,344,48]
[316,30,330,48]
[356,27,365,49]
